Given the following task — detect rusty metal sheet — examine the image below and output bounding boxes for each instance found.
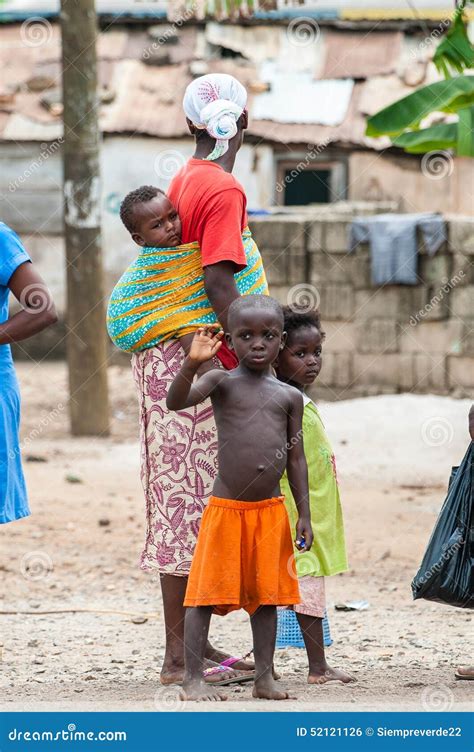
[319,30,403,79]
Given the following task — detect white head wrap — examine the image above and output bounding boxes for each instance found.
[183,73,247,161]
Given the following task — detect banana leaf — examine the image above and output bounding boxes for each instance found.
[457,105,474,156]
[366,75,474,138]
[392,123,457,153]
[184,0,273,16]
[433,7,474,77]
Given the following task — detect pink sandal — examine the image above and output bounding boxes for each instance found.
[203,664,254,686]
[203,650,255,685]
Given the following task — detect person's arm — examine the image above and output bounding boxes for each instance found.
[203,262,240,333]
[285,391,313,552]
[201,188,247,333]
[469,404,474,441]
[0,262,58,345]
[166,327,225,410]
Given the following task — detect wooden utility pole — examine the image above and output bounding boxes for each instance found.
[60,0,110,436]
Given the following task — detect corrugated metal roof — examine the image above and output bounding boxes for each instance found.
[205,22,281,63]
[319,30,403,79]
[0,0,168,19]
[252,63,354,125]
[248,81,389,149]
[100,60,190,137]
[0,21,448,150]
[1,0,468,22]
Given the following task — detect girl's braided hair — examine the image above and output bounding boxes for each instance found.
[282,305,326,342]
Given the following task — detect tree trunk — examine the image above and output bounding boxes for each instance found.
[60,0,110,436]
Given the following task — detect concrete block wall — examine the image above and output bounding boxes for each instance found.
[10,203,473,398]
[249,212,474,399]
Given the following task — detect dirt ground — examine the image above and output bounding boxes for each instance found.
[0,363,472,712]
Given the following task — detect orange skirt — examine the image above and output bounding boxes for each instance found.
[184,495,301,616]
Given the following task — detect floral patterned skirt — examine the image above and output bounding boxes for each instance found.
[132,341,219,576]
[285,575,326,618]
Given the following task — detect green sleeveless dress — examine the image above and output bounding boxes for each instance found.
[280,395,348,578]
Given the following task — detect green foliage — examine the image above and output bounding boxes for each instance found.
[393,123,457,153]
[457,105,474,155]
[184,0,271,17]
[365,0,474,159]
[433,2,474,77]
[366,76,474,138]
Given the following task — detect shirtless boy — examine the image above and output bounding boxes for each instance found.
[167,295,313,701]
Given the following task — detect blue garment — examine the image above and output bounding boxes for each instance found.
[0,222,31,523]
[349,213,446,285]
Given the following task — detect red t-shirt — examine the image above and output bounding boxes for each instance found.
[168,158,248,271]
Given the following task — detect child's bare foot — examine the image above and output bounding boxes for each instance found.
[160,659,184,685]
[253,676,292,700]
[455,665,474,680]
[179,680,227,702]
[308,665,355,685]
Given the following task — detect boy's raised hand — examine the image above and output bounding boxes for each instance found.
[188,326,223,365]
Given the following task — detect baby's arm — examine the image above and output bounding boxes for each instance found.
[166,327,226,410]
[286,391,313,552]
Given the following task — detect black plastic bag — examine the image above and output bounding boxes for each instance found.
[411,442,473,609]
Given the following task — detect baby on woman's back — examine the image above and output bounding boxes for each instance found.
[107,185,200,355]
[120,185,182,249]
[107,184,267,359]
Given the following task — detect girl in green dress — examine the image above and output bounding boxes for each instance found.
[276,305,354,685]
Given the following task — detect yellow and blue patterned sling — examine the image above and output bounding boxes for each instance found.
[107,227,268,352]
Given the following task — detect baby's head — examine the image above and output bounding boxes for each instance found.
[275,305,325,388]
[120,185,181,248]
[227,295,285,370]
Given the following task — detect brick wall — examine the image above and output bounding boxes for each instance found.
[249,210,474,399]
